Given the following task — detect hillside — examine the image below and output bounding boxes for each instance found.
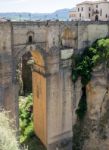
[0,8,73,21]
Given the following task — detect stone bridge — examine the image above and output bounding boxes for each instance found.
[0,21,109,150]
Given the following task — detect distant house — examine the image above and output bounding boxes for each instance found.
[0,18,7,22]
[69,8,77,21]
[69,0,109,21]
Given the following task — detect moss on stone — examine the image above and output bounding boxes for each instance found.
[73,117,90,150]
[72,38,109,119]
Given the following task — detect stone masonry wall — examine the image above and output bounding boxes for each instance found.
[0,21,109,149]
[0,22,18,120]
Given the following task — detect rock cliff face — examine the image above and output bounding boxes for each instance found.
[72,64,109,150]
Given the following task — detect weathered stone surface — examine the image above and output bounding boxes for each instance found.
[72,63,109,150]
[0,21,109,150]
[84,65,109,150]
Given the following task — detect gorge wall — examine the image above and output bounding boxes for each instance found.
[72,64,109,150]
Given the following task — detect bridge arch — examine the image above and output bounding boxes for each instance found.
[15,44,46,65]
[15,45,47,146]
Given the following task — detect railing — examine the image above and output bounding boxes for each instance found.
[93,10,99,14]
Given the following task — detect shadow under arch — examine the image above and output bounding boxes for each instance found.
[15,44,47,66]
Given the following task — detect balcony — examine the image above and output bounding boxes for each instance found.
[93,10,99,14]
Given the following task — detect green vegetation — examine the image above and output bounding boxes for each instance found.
[72,38,109,150]
[72,38,109,85]
[19,94,46,150]
[72,38,109,119]
[19,94,34,144]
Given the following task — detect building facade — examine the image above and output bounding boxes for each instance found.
[69,8,77,21]
[69,0,109,21]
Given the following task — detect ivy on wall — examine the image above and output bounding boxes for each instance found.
[72,38,109,119]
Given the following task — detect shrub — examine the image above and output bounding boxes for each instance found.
[72,38,109,119]
[19,94,34,144]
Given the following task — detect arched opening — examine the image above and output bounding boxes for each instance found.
[22,52,32,95]
[95,15,99,21]
[28,35,33,43]
[17,49,46,150]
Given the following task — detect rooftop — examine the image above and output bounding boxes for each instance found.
[0,18,8,22]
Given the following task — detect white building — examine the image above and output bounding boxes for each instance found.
[69,0,109,21]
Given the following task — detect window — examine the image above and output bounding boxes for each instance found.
[92,9,94,16]
[106,14,108,18]
[100,9,102,16]
[80,13,81,18]
[27,31,34,44]
[81,7,83,11]
[78,8,80,12]
[96,10,98,14]
[89,13,90,18]
[95,15,99,21]
[28,35,33,43]
[96,5,98,8]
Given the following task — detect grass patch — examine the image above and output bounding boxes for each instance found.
[19,94,46,150]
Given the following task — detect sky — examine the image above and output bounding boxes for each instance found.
[0,0,98,13]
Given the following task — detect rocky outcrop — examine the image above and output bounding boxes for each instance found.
[73,63,109,150]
